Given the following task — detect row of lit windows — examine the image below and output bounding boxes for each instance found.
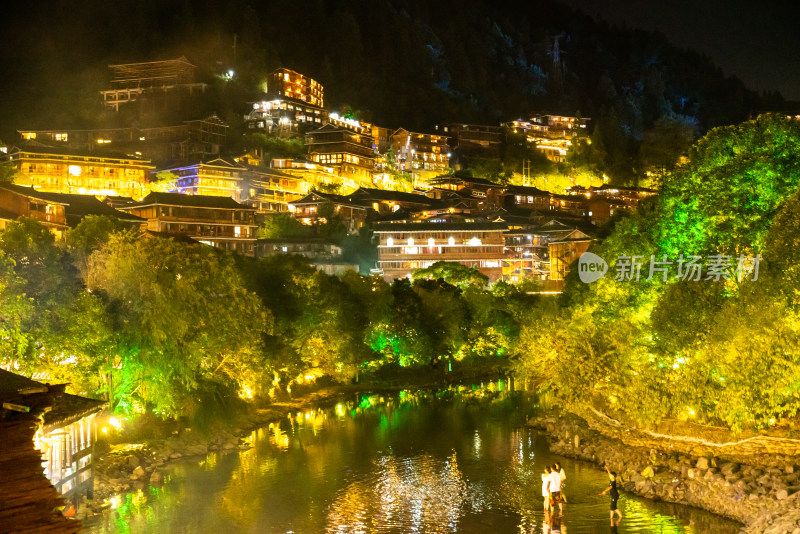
[379,231,501,241]
[315,154,343,164]
[144,206,252,222]
[381,245,504,255]
[385,236,491,247]
[515,195,549,203]
[25,164,144,177]
[162,222,248,237]
[65,179,140,189]
[17,153,146,165]
[380,260,502,270]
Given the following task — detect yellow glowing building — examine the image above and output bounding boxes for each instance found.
[4,142,153,200]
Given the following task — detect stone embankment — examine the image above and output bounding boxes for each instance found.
[92,425,251,500]
[87,387,353,514]
[529,414,800,534]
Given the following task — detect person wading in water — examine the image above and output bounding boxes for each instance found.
[548,464,564,515]
[599,464,623,524]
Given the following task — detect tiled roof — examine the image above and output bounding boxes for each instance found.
[349,187,436,205]
[505,185,551,196]
[7,140,152,163]
[289,190,370,209]
[161,157,245,171]
[0,369,105,431]
[43,393,105,433]
[132,192,255,210]
[596,184,657,193]
[430,175,502,188]
[372,221,508,232]
[143,230,200,244]
[0,184,146,226]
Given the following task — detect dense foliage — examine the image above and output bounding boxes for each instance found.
[513,114,800,431]
[0,218,531,421]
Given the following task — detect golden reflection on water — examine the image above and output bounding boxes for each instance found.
[326,452,470,533]
[89,388,741,534]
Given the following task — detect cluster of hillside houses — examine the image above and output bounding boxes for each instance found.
[2,57,655,284]
[0,58,658,526]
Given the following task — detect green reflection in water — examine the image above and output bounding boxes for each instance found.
[86,387,741,534]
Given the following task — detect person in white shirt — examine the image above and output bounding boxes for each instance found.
[541,468,550,510]
[548,464,563,515]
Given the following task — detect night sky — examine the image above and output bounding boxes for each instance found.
[562,0,800,101]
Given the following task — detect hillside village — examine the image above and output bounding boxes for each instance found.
[1,57,656,287]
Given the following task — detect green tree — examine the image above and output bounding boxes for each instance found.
[639,115,697,181]
[412,261,489,289]
[68,215,127,274]
[148,171,178,193]
[257,213,313,239]
[762,186,800,306]
[87,235,271,417]
[0,160,19,185]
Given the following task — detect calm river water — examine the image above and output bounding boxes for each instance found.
[85,387,742,534]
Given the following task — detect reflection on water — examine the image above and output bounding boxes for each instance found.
[85,387,742,534]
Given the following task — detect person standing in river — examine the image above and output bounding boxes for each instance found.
[599,464,623,524]
[548,464,563,515]
[554,461,566,502]
[541,467,551,510]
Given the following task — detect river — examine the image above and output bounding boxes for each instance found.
[85,386,742,534]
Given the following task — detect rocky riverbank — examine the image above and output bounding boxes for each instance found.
[529,413,800,534]
[79,386,358,519]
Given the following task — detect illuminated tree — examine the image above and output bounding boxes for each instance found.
[87,235,271,417]
[257,213,313,239]
[67,215,127,274]
[0,160,19,185]
[412,261,488,289]
[657,113,800,257]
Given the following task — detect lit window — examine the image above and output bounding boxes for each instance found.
[408,237,414,246]
[448,236,455,246]
[68,165,81,177]
[428,237,435,246]
[468,237,482,246]
[387,237,394,247]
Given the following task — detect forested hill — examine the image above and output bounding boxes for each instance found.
[1,0,780,174]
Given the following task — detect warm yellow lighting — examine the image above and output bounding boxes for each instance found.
[68,165,81,177]
[428,237,435,246]
[387,237,394,247]
[108,417,123,431]
[408,237,414,246]
[108,495,122,509]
